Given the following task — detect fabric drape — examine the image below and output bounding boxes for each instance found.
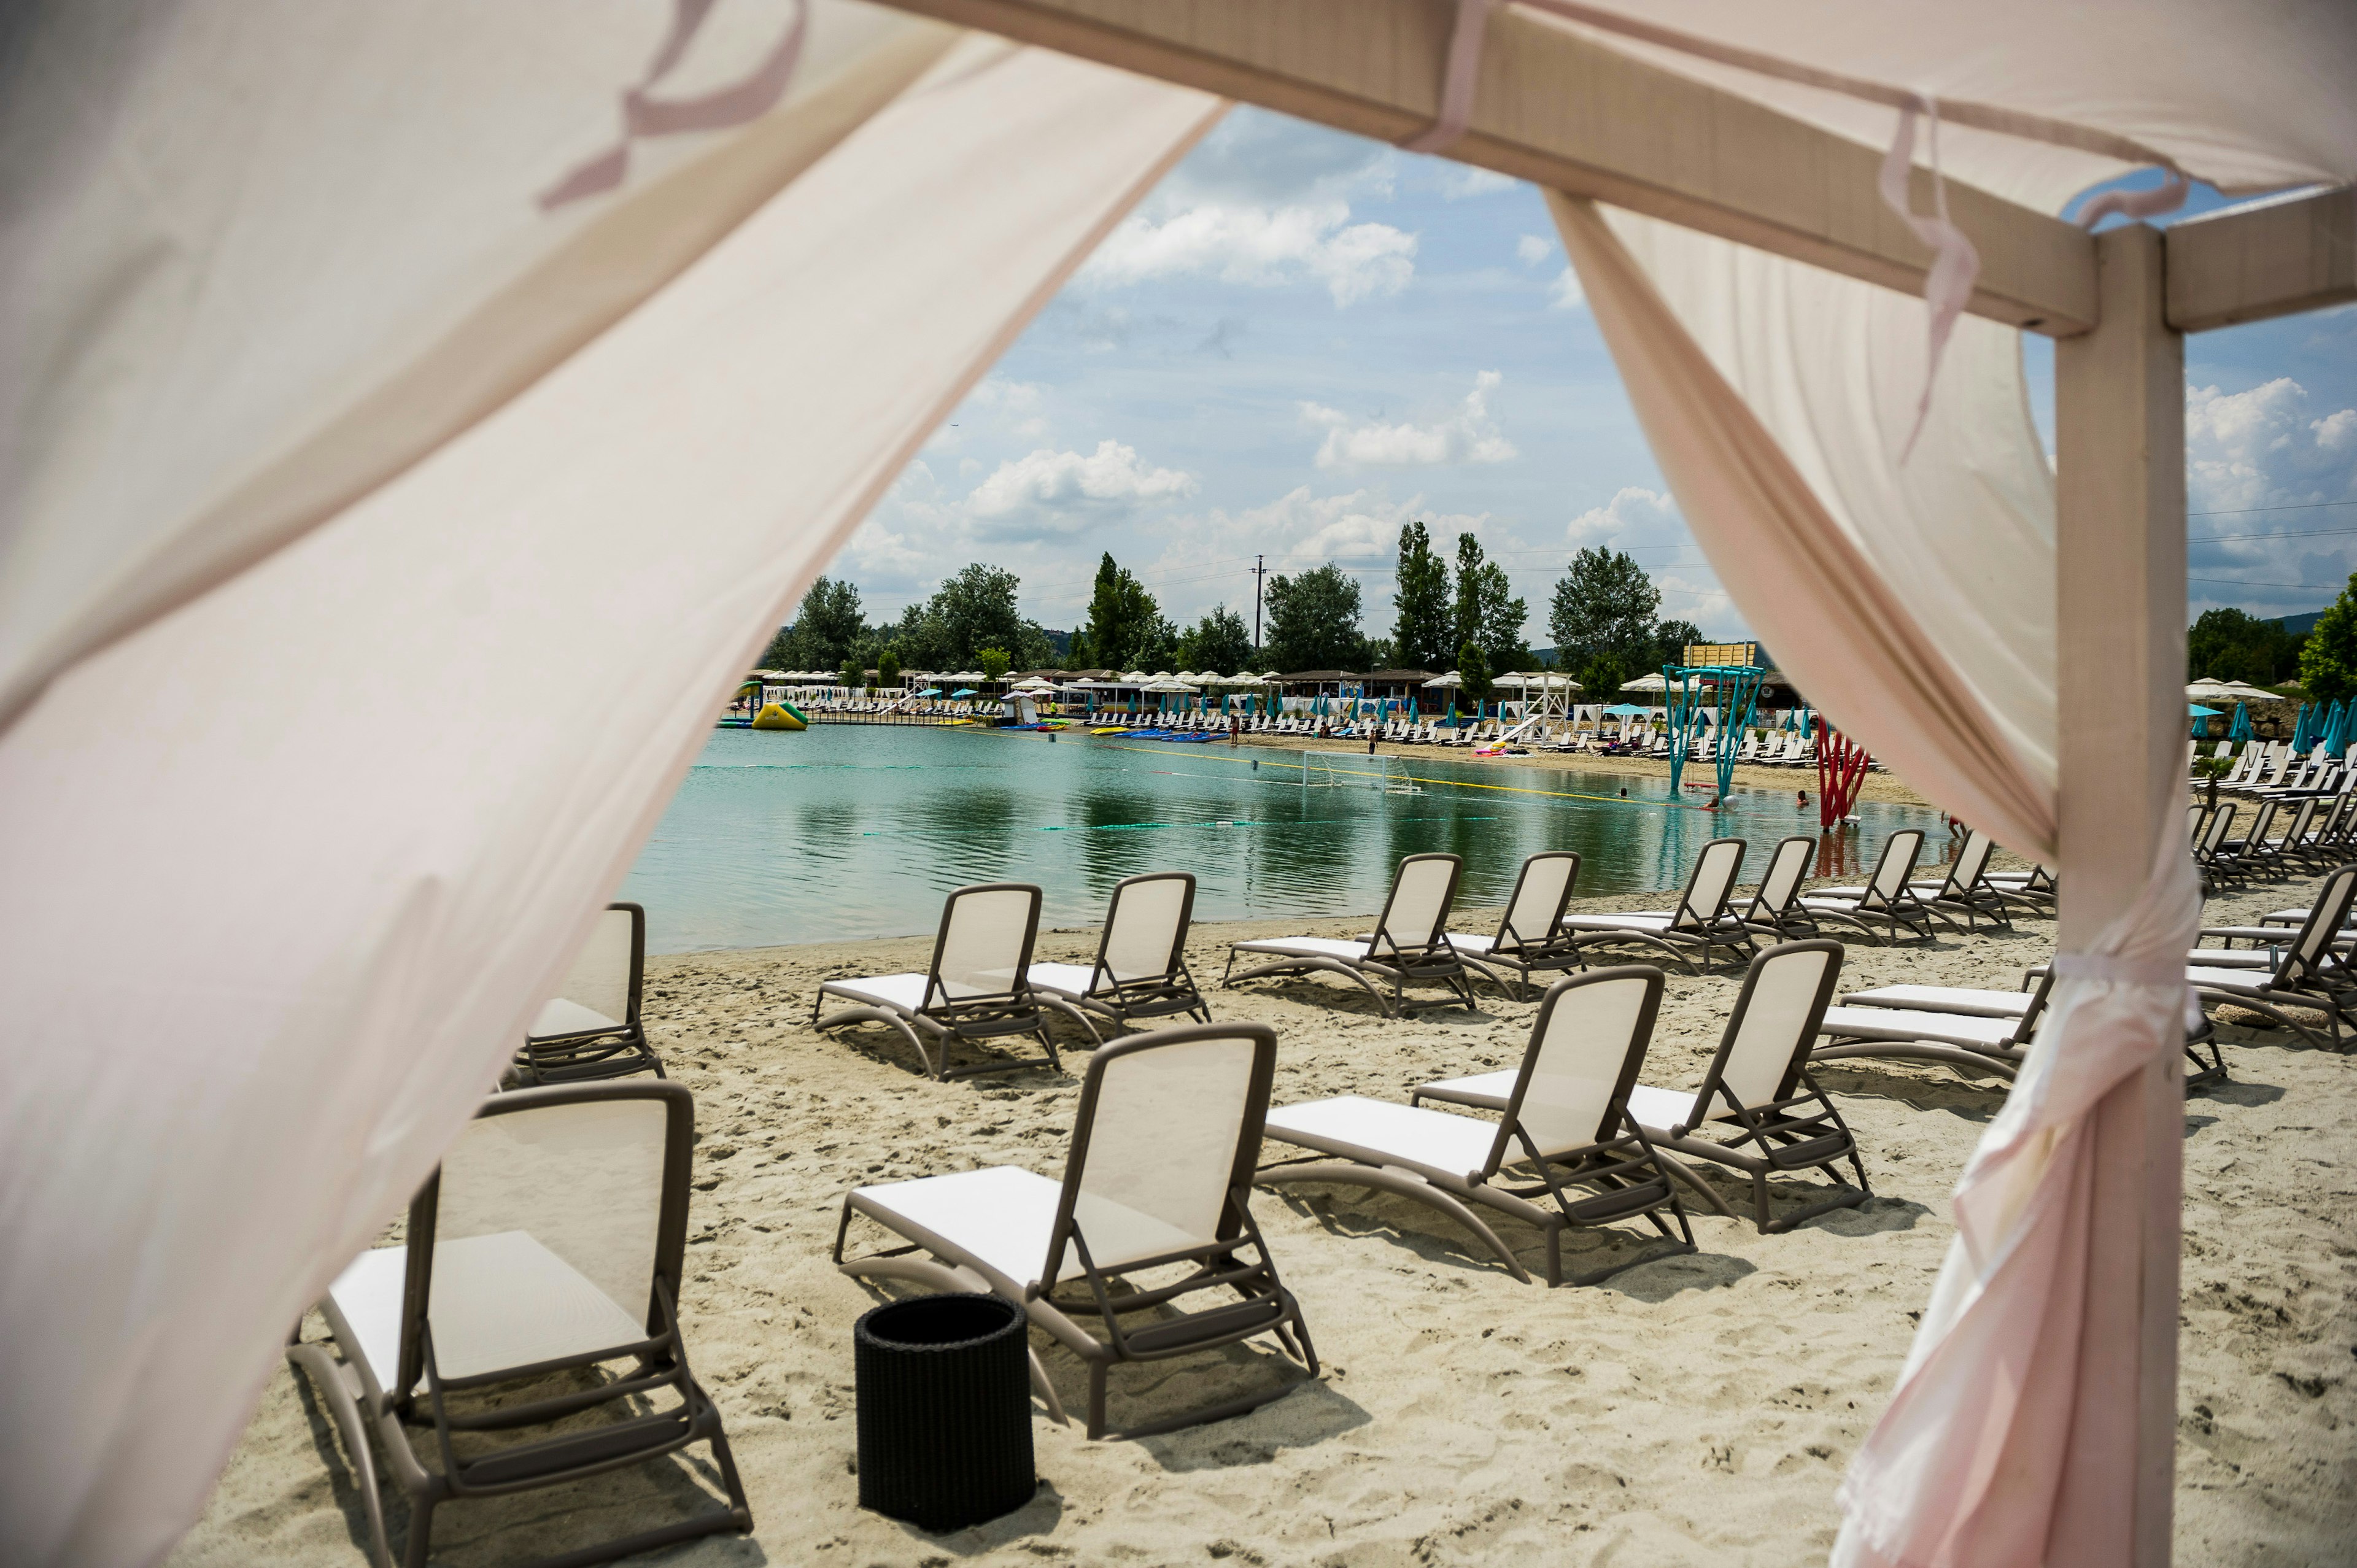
[0,26,1220,1562]
[1548,193,2056,857]
[0,0,960,732]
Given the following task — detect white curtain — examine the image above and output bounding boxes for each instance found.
[0,7,1221,1558]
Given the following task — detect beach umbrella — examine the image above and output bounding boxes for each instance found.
[2326,700,2350,754]
[2185,703,2221,717]
[1620,671,1668,693]
[1422,671,1463,689]
[951,687,978,698]
[2230,701,2251,743]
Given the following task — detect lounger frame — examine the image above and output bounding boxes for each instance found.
[1223,852,1477,1016]
[836,1023,1318,1440]
[1636,939,1870,1232]
[1029,870,1210,1043]
[1260,967,1694,1286]
[512,902,665,1085]
[1562,836,1751,974]
[1449,850,1585,1000]
[287,1081,749,1568]
[814,881,1061,1079]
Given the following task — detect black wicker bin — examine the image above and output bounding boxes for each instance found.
[854,1293,1036,1531]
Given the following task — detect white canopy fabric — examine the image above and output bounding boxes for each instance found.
[4,2,2354,1565]
[1538,7,2355,1564]
[0,7,1220,1560]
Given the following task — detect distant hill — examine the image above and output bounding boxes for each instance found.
[2274,609,2327,636]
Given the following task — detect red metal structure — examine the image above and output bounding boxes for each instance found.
[1815,716,1870,830]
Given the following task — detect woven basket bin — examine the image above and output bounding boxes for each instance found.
[854,1292,1036,1531]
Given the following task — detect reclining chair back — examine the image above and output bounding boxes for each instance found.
[1746,836,1816,922]
[1367,853,1465,965]
[530,903,643,1043]
[2275,862,2357,987]
[1683,940,1845,1132]
[1941,828,1994,897]
[1482,967,1663,1173]
[1086,871,1201,1018]
[2196,804,2237,863]
[400,1081,691,1398]
[1043,1024,1278,1286]
[1671,838,1748,930]
[923,882,1046,1034]
[1856,829,1925,908]
[1492,851,1581,956]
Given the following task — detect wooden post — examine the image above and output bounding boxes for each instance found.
[2052,222,2185,1567]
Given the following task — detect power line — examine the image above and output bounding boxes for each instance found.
[2187,500,2357,518]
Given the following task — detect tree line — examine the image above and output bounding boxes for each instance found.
[759,526,1709,691]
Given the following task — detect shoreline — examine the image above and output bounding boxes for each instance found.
[175,879,2353,1567]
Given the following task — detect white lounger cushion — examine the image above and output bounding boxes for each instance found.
[821,972,932,1011]
[330,1231,647,1384]
[1024,961,1162,998]
[1263,1096,1500,1186]
[2185,948,2277,970]
[1231,936,1372,960]
[852,1164,1066,1289]
[1558,913,1678,933]
[1817,1006,2022,1049]
[529,997,622,1039]
[1841,984,2033,1018]
[2185,965,2299,993]
[1416,1070,1722,1136]
[854,1162,1216,1289]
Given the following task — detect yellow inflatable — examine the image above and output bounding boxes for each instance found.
[751,701,807,731]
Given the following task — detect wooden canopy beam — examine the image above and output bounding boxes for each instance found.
[2165,185,2357,333]
[872,0,2100,334]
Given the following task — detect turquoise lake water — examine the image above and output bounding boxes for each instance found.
[623,725,1957,953]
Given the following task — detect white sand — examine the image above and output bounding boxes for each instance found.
[173,873,2355,1567]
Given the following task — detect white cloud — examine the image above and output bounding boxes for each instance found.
[1302,371,1519,468]
[2185,379,2357,513]
[1076,107,1416,307]
[1548,266,1585,311]
[1438,165,1516,200]
[964,440,1198,538]
[1085,202,1416,307]
[1515,234,1554,266]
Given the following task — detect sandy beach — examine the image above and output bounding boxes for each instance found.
[174,873,2355,1567]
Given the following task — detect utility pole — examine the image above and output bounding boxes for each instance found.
[1252,554,1268,656]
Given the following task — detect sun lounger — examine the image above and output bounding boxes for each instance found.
[1732,834,1820,946]
[1225,852,1476,1016]
[1446,850,1584,1000]
[2182,862,2357,1049]
[1558,836,1751,974]
[287,1081,751,1568]
[1799,828,1942,943]
[1907,828,2015,930]
[1418,940,1867,1233]
[1026,871,1209,1042]
[1258,968,1693,1286]
[1809,970,2054,1082]
[835,1022,1317,1439]
[513,902,664,1085]
[815,881,1061,1079]
[1842,975,2227,1083]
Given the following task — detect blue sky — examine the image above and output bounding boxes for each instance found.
[834,108,2357,646]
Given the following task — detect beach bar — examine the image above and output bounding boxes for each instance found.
[4,4,2353,1565]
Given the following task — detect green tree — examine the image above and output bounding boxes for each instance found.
[1391,521,1455,668]
[1456,639,1493,706]
[1179,605,1254,673]
[876,647,902,691]
[1651,617,1704,674]
[2298,574,2357,703]
[1264,563,1368,671]
[976,647,1011,681]
[2188,606,2297,686]
[1581,649,1628,699]
[1079,552,1167,670]
[927,564,1029,667]
[1548,547,1660,670]
[837,655,863,691]
[1452,533,1528,672]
